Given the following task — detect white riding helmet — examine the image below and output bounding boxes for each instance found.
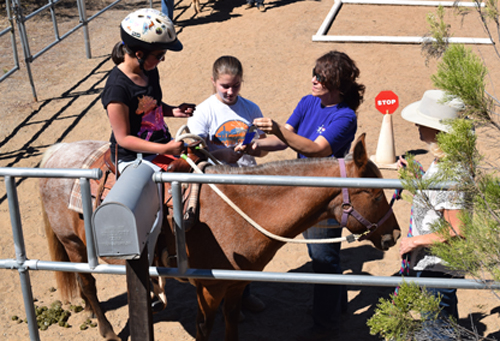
[120,8,182,52]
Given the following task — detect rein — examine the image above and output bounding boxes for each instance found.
[338,158,394,241]
[182,154,361,244]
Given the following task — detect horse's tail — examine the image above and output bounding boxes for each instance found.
[40,143,66,168]
[41,195,79,301]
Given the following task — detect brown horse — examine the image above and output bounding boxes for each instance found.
[39,140,172,341]
[167,133,400,340]
[39,134,400,341]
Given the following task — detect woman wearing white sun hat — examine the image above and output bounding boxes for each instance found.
[398,89,466,326]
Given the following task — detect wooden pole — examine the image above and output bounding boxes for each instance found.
[126,245,154,341]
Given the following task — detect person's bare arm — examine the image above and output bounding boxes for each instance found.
[253,118,332,157]
[107,102,185,155]
[399,209,464,257]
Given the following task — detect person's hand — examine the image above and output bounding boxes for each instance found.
[161,139,186,156]
[235,141,261,156]
[212,148,243,164]
[253,118,278,135]
[399,236,418,258]
[234,143,248,154]
[397,156,408,170]
[172,103,195,117]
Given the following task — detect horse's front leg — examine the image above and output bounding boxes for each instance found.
[195,282,224,341]
[76,274,120,341]
[222,283,247,341]
[150,276,167,312]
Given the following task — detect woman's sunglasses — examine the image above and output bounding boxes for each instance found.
[312,69,324,83]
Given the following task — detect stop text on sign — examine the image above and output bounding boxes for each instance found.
[377,99,397,106]
[375,90,399,114]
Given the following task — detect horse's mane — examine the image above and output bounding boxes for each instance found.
[40,143,66,168]
[205,153,382,178]
[206,155,348,176]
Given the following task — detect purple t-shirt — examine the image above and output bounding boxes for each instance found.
[286,95,357,158]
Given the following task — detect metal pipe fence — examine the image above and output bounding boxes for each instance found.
[0,167,498,340]
[0,0,20,82]
[1,0,153,101]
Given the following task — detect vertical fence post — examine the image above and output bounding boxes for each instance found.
[5,176,40,341]
[0,0,21,82]
[48,0,60,40]
[80,177,98,268]
[75,0,91,58]
[171,181,188,274]
[126,247,154,341]
[11,0,37,101]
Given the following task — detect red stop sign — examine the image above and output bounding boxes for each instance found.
[375,91,399,114]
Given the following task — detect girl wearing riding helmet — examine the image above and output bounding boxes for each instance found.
[102,8,195,174]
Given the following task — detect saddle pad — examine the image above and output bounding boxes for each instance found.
[68,143,110,214]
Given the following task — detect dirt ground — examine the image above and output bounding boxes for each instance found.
[1,0,500,340]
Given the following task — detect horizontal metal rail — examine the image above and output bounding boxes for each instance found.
[0,167,102,179]
[154,172,456,190]
[1,259,498,290]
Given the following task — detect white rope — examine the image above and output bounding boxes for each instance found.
[181,155,358,244]
[174,125,222,165]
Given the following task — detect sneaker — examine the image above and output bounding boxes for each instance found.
[257,3,266,12]
[242,294,266,312]
[244,2,254,9]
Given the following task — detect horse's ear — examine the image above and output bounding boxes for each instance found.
[352,133,368,169]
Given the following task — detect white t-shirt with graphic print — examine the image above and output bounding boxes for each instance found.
[187,94,263,167]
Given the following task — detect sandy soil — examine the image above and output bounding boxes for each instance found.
[0,0,500,340]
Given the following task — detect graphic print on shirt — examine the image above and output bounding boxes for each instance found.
[316,125,326,134]
[213,120,249,147]
[136,95,167,141]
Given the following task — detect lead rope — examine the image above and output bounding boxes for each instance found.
[181,154,355,244]
[393,160,425,301]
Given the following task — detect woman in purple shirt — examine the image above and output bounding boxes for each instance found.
[248,51,365,339]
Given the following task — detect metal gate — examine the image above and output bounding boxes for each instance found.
[0,0,153,101]
[0,167,498,340]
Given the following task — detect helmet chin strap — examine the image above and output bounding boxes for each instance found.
[137,57,146,71]
[136,51,151,72]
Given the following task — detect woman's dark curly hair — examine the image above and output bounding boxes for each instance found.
[314,51,365,111]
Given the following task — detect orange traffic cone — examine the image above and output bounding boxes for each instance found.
[370,113,397,169]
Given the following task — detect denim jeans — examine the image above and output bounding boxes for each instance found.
[303,219,347,329]
[414,270,460,321]
[161,0,175,20]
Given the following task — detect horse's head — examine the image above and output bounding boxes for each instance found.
[336,133,400,251]
[166,140,207,173]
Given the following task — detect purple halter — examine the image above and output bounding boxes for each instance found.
[338,158,394,242]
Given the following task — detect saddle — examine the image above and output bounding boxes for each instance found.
[89,148,117,209]
[71,143,210,268]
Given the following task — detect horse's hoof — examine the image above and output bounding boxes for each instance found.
[151,298,166,314]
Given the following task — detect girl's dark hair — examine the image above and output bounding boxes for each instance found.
[314,51,365,111]
[212,55,243,81]
[111,42,151,65]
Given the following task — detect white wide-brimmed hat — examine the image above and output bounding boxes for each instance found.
[401,90,464,132]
